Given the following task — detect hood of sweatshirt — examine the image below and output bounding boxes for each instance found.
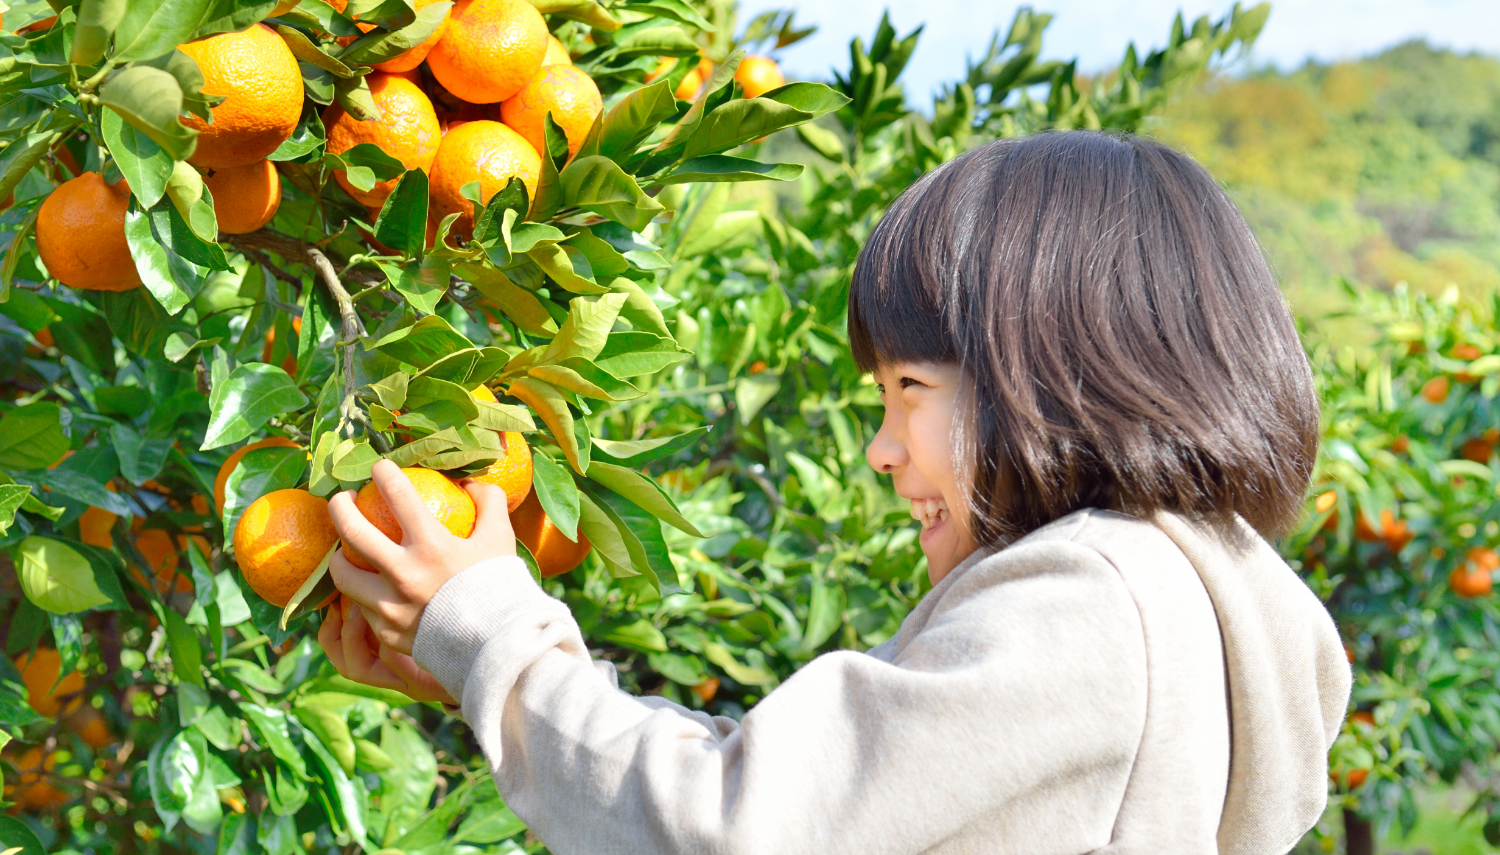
[1150,511,1352,855]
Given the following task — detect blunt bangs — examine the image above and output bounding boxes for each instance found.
[847,130,1320,542]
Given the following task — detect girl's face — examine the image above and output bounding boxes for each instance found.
[867,361,979,584]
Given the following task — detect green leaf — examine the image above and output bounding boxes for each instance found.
[452,798,527,844]
[656,155,804,185]
[603,617,667,652]
[506,377,587,474]
[124,203,193,314]
[370,371,408,411]
[15,536,111,614]
[529,242,607,295]
[114,0,213,62]
[330,438,382,482]
[682,84,850,160]
[530,451,577,540]
[528,358,642,400]
[378,255,449,316]
[606,22,698,58]
[371,315,474,368]
[470,398,536,432]
[0,484,33,536]
[277,24,355,77]
[269,102,326,161]
[704,642,777,685]
[802,575,845,652]
[385,427,462,468]
[558,155,665,232]
[101,107,173,209]
[0,401,68,470]
[794,122,844,162]
[0,126,65,207]
[373,168,429,255]
[164,606,205,687]
[203,364,310,451]
[240,703,307,779]
[112,424,173,485]
[334,73,381,122]
[71,0,126,65]
[621,0,711,30]
[590,426,708,467]
[0,816,46,855]
[165,159,220,244]
[292,700,355,776]
[100,66,199,161]
[542,291,628,363]
[453,262,558,336]
[529,0,617,29]
[338,0,451,67]
[576,489,634,577]
[594,330,688,376]
[587,460,701,536]
[584,78,677,163]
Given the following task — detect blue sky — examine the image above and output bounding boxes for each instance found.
[736,0,1500,100]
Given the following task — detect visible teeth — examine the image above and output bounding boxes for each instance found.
[908,498,950,530]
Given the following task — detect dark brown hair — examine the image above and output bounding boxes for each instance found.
[848,131,1318,543]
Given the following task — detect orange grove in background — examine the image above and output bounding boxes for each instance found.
[15,648,84,717]
[36,172,141,292]
[5,746,67,810]
[179,23,304,168]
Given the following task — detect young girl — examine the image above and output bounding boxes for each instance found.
[321,131,1352,853]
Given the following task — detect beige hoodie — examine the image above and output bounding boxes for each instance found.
[414,508,1352,854]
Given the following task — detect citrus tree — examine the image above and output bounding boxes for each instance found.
[0,0,843,850]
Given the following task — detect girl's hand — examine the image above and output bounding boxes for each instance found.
[327,459,516,655]
[318,598,456,705]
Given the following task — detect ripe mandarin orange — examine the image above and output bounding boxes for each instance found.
[426,0,548,104]
[649,56,711,100]
[371,0,452,72]
[471,432,532,512]
[344,468,476,570]
[203,159,281,234]
[36,172,141,291]
[542,34,571,66]
[216,436,301,512]
[511,490,590,577]
[132,527,195,595]
[429,120,540,237]
[6,746,67,810]
[324,74,441,208]
[1450,561,1492,598]
[17,15,58,35]
[179,24,304,168]
[500,63,602,158]
[1421,375,1449,404]
[234,488,340,607]
[15,648,84,717]
[735,55,785,98]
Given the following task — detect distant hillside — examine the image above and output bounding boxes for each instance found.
[1153,42,1500,319]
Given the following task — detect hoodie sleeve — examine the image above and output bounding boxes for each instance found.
[412,543,1150,855]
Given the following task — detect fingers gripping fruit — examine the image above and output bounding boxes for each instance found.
[179,23,304,168]
[343,468,477,571]
[234,489,340,607]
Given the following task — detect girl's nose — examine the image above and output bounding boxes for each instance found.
[866,417,908,474]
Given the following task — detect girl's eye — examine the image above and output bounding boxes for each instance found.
[899,376,923,389]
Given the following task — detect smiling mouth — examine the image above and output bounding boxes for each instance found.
[909,497,950,531]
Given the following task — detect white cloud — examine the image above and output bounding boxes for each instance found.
[736,0,1500,102]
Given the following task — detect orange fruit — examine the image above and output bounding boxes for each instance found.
[429,120,540,238]
[648,56,711,100]
[15,648,84,717]
[1461,437,1494,464]
[370,0,451,72]
[1390,435,1410,454]
[344,468,476,571]
[132,527,194,595]
[1421,375,1449,404]
[215,436,301,513]
[1330,766,1369,789]
[692,677,720,702]
[35,172,141,292]
[34,328,53,349]
[1468,546,1500,571]
[5,746,67,810]
[17,15,58,34]
[510,490,590,577]
[179,23,304,168]
[426,0,548,104]
[1451,561,1493,598]
[233,488,339,607]
[499,63,602,159]
[65,706,113,749]
[735,55,785,98]
[1451,343,1483,361]
[79,502,117,550]
[323,74,441,208]
[203,159,281,234]
[471,432,533,512]
[260,316,303,376]
[542,35,571,66]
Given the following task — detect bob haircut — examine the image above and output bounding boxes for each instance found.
[848,131,1318,543]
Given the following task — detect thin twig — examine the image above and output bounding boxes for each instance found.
[307,246,365,438]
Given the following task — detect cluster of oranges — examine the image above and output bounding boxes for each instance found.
[1315,489,1498,599]
[231,386,590,637]
[3,648,113,810]
[26,0,789,291]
